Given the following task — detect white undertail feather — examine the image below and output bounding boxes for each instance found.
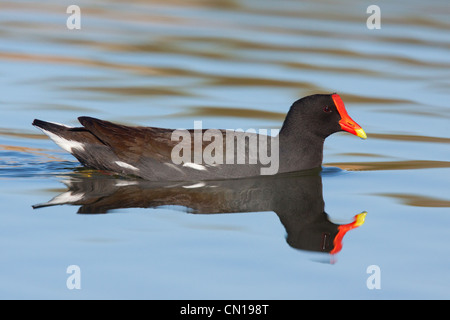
[46,191,85,205]
[39,129,85,153]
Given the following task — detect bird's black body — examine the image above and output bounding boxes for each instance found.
[33,93,365,181]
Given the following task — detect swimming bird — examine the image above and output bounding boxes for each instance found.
[33,93,366,181]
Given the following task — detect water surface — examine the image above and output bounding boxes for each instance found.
[0,0,449,299]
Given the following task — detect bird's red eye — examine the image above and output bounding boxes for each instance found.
[323,106,332,113]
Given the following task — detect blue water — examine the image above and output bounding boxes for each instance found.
[1,0,449,299]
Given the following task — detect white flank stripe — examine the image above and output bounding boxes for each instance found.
[40,129,85,153]
[164,163,185,173]
[183,162,207,171]
[115,161,140,171]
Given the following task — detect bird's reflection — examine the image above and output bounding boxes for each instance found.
[33,169,366,258]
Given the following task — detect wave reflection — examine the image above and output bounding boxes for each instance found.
[33,170,366,259]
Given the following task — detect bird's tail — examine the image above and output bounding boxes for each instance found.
[32,119,86,154]
[33,119,69,134]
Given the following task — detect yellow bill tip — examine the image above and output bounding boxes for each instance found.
[355,128,367,140]
[354,211,367,227]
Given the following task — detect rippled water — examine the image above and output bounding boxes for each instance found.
[1,0,449,299]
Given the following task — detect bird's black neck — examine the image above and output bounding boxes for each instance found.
[278,127,325,173]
